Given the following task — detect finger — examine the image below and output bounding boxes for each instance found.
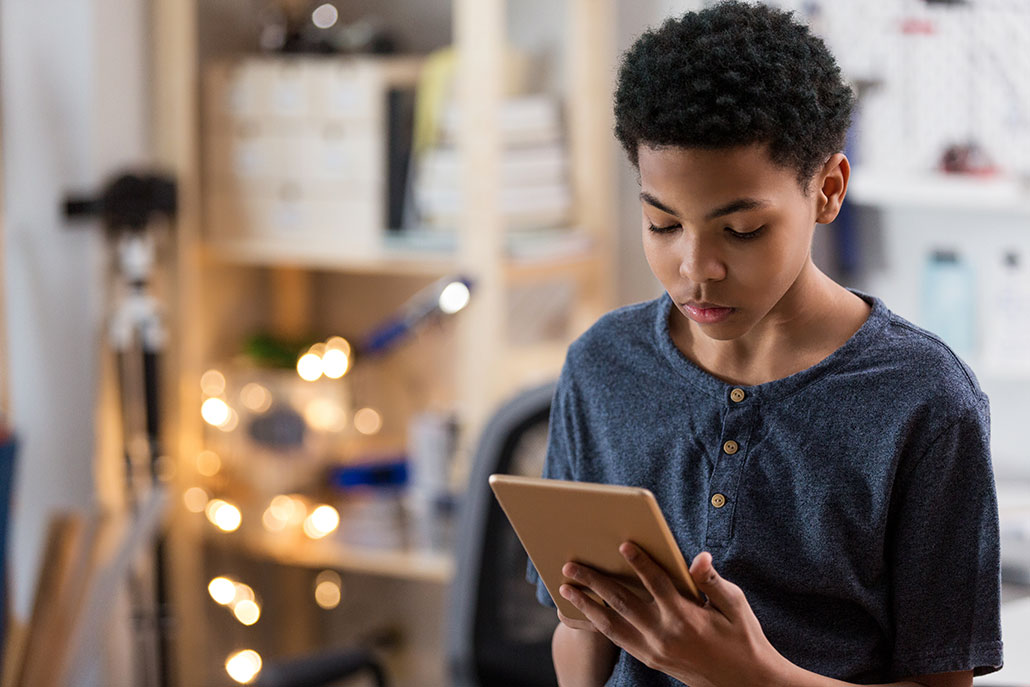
[563,562,651,628]
[618,541,682,606]
[689,551,747,617]
[559,583,646,649]
[556,608,598,632]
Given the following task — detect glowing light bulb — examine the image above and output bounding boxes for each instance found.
[208,577,236,605]
[206,499,242,532]
[184,487,209,513]
[438,281,471,314]
[233,599,261,626]
[201,369,226,396]
[225,649,262,684]
[303,505,340,539]
[321,349,350,379]
[201,398,231,426]
[314,570,343,609]
[311,3,338,29]
[353,407,382,435]
[240,383,272,413]
[196,450,221,476]
[296,353,322,381]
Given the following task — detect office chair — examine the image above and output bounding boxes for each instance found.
[448,380,559,687]
[258,381,560,687]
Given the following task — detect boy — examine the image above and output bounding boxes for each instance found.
[527,2,1003,686]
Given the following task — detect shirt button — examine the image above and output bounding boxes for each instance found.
[730,388,746,403]
[723,440,739,455]
[711,493,727,508]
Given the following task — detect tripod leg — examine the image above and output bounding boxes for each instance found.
[143,349,173,687]
[115,348,162,687]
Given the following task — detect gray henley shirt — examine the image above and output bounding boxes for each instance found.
[528,290,1003,685]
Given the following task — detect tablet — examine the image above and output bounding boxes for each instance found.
[489,474,702,621]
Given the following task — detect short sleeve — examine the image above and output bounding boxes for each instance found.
[887,396,1003,679]
[526,357,582,608]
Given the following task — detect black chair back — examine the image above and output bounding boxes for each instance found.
[448,383,559,687]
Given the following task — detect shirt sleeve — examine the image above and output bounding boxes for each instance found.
[887,395,1004,679]
[526,357,582,608]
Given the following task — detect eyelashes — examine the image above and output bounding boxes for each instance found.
[646,224,766,241]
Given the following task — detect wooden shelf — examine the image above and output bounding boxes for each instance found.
[203,237,460,277]
[203,233,602,281]
[848,168,1030,215]
[245,531,455,585]
[223,528,455,584]
[153,0,617,683]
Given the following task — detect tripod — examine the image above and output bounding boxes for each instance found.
[65,173,177,687]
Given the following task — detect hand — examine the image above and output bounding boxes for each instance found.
[557,542,790,687]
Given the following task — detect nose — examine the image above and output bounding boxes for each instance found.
[678,231,727,283]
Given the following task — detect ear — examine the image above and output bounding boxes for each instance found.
[814,153,850,224]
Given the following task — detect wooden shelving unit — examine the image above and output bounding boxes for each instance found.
[151,0,617,685]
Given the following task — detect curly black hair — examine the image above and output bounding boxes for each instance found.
[613,1,855,188]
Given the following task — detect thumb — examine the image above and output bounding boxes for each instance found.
[689,551,746,616]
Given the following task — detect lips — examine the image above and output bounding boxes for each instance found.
[682,301,735,324]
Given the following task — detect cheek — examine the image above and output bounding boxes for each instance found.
[641,233,674,279]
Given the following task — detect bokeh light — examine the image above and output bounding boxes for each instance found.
[296,353,322,381]
[201,398,231,426]
[200,369,226,396]
[311,3,339,29]
[240,383,272,413]
[353,407,382,435]
[314,570,343,609]
[208,577,236,605]
[321,348,350,379]
[206,499,242,532]
[233,599,261,626]
[183,487,209,513]
[225,649,262,684]
[303,505,340,539]
[438,281,471,314]
[304,399,346,432]
[196,450,221,477]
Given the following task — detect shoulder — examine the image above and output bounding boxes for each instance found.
[857,302,988,430]
[564,296,664,372]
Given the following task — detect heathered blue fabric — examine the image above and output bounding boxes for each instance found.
[527,290,1003,685]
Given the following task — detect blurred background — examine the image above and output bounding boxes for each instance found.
[1,0,1028,685]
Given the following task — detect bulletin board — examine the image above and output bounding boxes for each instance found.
[764,0,1030,177]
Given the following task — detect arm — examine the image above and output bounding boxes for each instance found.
[552,621,619,687]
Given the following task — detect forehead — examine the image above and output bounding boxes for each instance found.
[637,144,804,213]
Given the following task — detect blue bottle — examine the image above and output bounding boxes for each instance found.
[921,249,976,359]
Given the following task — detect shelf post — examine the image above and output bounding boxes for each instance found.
[453,0,507,479]
[568,0,619,326]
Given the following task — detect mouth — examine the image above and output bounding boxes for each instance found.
[682,301,735,325]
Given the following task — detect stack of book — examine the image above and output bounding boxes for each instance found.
[413,94,574,232]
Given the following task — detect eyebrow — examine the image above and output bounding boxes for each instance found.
[639,192,771,221]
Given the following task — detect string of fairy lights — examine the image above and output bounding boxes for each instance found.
[184,277,473,683]
[186,337,364,684]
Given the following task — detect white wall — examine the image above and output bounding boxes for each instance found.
[1,0,149,622]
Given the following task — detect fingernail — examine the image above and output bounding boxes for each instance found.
[564,563,579,578]
[559,585,573,600]
[621,542,638,559]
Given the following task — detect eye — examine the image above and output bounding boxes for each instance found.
[725,225,765,240]
[647,223,680,234]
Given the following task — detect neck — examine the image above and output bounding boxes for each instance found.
[673,261,864,386]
